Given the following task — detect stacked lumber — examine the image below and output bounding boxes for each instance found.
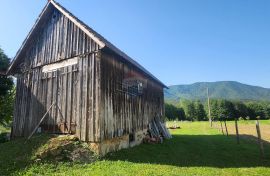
[144,117,172,144]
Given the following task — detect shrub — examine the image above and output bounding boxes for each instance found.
[0,132,10,143]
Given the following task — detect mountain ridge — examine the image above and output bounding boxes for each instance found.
[165,81,270,102]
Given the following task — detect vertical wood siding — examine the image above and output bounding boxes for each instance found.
[12,8,101,142]
[100,51,164,141]
[12,6,164,143]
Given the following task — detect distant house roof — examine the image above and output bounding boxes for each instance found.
[7,0,167,88]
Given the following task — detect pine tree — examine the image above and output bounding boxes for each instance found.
[194,101,207,121]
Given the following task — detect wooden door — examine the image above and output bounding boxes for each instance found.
[56,64,78,134]
[40,63,78,134]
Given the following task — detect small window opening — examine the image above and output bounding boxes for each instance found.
[117,80,143,96]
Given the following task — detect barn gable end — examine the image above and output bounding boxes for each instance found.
[11,2,102,142]
[8,2,102,74]
[10,0,167,155]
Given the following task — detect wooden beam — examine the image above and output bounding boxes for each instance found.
[207,87,212,127]
[42,57,78,72]
[235,118,239,144]
[256,120,264,158]
[224,119,228,136]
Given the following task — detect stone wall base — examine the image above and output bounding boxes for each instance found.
[89,129,148,156]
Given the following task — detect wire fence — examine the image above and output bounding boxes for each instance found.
[212,119,270,158]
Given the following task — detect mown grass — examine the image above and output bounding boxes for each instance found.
[0,125,10,134]
[1,122,270,175]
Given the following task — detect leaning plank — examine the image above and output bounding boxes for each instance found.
[161,122,171,139]
[149,123,158,138]
[155,118,167,136]
[161,122,172,139]
[151,121,159,138]
[26,102,55,141]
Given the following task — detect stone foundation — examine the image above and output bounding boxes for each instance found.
[89,129,148,156]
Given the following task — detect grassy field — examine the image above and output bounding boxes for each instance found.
[1,121,270,175]
[0,125,10,134]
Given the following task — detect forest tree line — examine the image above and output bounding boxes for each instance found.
[165,99,270,121]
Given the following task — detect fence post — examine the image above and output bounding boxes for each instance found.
[224,119,228,136]
[235,118,239,144]
[220,120,224,135]
[256,120,264,158]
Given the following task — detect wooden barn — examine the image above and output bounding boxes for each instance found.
[7,0,167,154]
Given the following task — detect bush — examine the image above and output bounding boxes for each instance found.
[0,132,10,143]
[0,88,15,125]
[0,48,15,125]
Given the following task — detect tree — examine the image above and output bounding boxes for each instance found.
[165,103,186,121]
[210,100,219,120]
[0,48,13,96]
[177,107,186,120]
[166,99,270,122]
[165,103,175,120]
[246,102,265,119]
[194,100,207,121]
[185,102,196,121]
[0,48,14,125]
[263,103,270,119]
[234,101,248,119]
[0,88,15,125]
[217,100,236,120]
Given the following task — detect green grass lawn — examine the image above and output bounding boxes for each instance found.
[1,122,270,176]
[0,125,10,134]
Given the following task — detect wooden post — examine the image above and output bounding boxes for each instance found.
[256,120,264,158]
[235,118,239,144]
[56,104,69,133]
[207,88,212,127]
[224,119,228,136]
[220,120,224,135]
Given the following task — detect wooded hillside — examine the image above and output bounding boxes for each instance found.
[165,81,270,102]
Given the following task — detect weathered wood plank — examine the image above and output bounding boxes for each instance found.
[12,4,165,144]
[99,51,164,140]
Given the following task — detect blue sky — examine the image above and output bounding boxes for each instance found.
[0,0,269,88]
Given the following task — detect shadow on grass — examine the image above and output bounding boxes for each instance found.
[1,133,270,175]
[105,134,270,168]
[0,134,51,176]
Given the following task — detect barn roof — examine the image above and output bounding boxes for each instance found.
[7,0,167,88]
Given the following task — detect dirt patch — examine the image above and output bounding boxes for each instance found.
[215,122,270,143]
[34,135,98,163]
